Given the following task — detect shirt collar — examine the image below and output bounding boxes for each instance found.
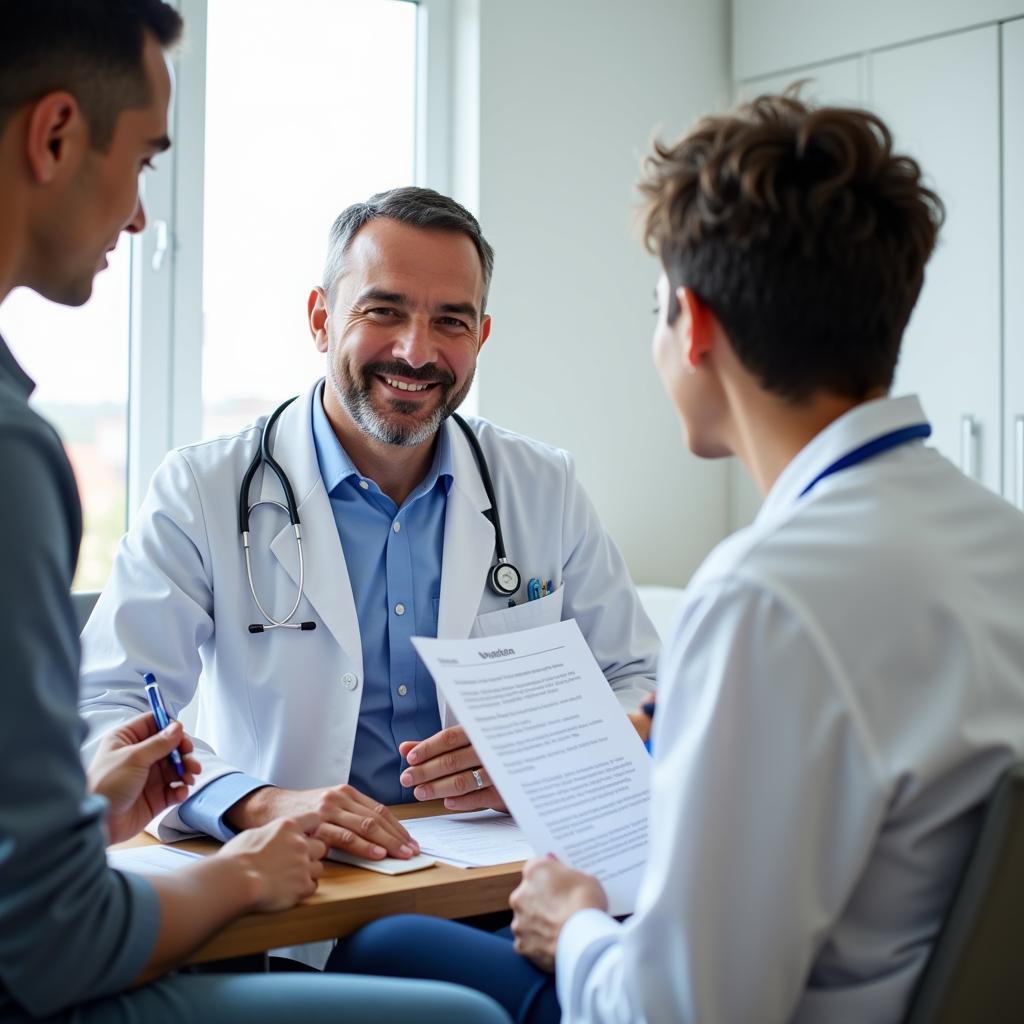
[0,334,36,399]
[310,379,455,499]
[756,394,930,523]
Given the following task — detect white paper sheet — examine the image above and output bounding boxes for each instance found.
[108,845,204,874]
[403,809,535,868]
[326,849,437,874]
[412,619,650,915]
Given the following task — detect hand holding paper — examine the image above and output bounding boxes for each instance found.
[509,856,609,972]
[411,619,651,916]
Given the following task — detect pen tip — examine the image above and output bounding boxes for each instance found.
[142,672,156,685]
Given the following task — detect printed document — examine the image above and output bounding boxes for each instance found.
[403,809,535,868]
[412,619,650,914]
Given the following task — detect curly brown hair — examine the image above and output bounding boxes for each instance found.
[639,93,945,402]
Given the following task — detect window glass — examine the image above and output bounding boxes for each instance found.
[0,239,132,591]
[202,0,419,438]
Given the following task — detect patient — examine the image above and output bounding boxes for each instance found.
[0,3,506,1021]
[325,93,1024,1023]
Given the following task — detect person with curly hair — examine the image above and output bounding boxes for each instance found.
[326,93,1024,1024]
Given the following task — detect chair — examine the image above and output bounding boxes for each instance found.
[903,762,1024,1023]
[71,589,100,634]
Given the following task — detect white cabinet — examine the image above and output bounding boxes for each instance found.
[868,27,1002,491]
[1004,18,1024,509]
[730,18,1024,528]
[737,56,863,105]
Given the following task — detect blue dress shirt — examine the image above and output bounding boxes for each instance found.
[180,385,449,837]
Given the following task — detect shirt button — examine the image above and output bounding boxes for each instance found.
[394,603,406,616]
[342,672,359,690]
[393,520,401,533]
[398,684,408,697]
[359,480,369,490]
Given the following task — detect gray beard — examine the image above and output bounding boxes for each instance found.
[327,363,471,447]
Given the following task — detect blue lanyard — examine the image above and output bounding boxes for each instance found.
[799,423,932,498]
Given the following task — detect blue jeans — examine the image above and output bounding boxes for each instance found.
[328,916,560,1024]
[10,972,510,1024]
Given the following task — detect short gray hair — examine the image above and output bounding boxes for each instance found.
[322,186,496,311]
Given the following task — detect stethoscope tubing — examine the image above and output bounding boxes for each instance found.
[239,395,520,634]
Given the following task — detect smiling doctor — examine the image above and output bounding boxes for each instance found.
[79,187,658,869]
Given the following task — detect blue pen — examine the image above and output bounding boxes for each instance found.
[641,700,656,755]
[143,672,186,779]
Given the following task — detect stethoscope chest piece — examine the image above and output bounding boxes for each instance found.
[489,559,522,597]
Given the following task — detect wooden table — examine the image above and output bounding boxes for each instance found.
[112,801,525,964]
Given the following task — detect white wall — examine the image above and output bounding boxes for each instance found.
[452,0,733,586]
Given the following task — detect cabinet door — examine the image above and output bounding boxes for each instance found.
[1004,18,1024,509]
[737,55,864,105]
[869,27,1002,491]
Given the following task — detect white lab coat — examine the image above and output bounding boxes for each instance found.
[555,396,1024,1023]
[79,382,658,839]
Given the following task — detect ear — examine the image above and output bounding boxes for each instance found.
[679,287,716,369]
[24,92,87,184]
[308,287,329,352]
[477,314,492,353]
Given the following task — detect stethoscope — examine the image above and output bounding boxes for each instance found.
[239,396,523,634]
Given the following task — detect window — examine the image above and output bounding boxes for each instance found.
[0,240,132,591]
[0,0,428,591]
[200,0,418,437]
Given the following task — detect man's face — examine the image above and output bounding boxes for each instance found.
[32,33,172,306]
[318,217,491,447]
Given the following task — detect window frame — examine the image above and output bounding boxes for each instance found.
[125,0,445,520]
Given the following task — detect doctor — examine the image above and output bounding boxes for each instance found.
[80,186,659,862]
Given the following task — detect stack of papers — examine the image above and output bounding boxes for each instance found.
[108,845,203,874]
[403,810,535,868]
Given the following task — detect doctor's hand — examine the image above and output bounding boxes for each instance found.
[224,784,419,861]
[218,813,327,912]
[87,712,201,845]
[399,726,507,812]
[510,855,608,973]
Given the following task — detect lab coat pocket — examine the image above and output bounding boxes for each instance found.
[469,585,565,639]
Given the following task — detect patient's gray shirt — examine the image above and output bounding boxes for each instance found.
[0,335,158,1019]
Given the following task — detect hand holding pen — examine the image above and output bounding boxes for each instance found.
[87,680,202,844]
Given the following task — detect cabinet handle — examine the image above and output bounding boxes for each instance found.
[960,415,979,480]
[1016,415,1024,510]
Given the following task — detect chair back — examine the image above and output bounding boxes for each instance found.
[71,590,100,634]
[904,762,1024,1023]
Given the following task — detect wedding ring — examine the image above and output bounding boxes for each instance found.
[471,768,485,790]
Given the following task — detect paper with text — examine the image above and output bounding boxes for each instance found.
[412,619,650,914]
[403,809,535,868]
